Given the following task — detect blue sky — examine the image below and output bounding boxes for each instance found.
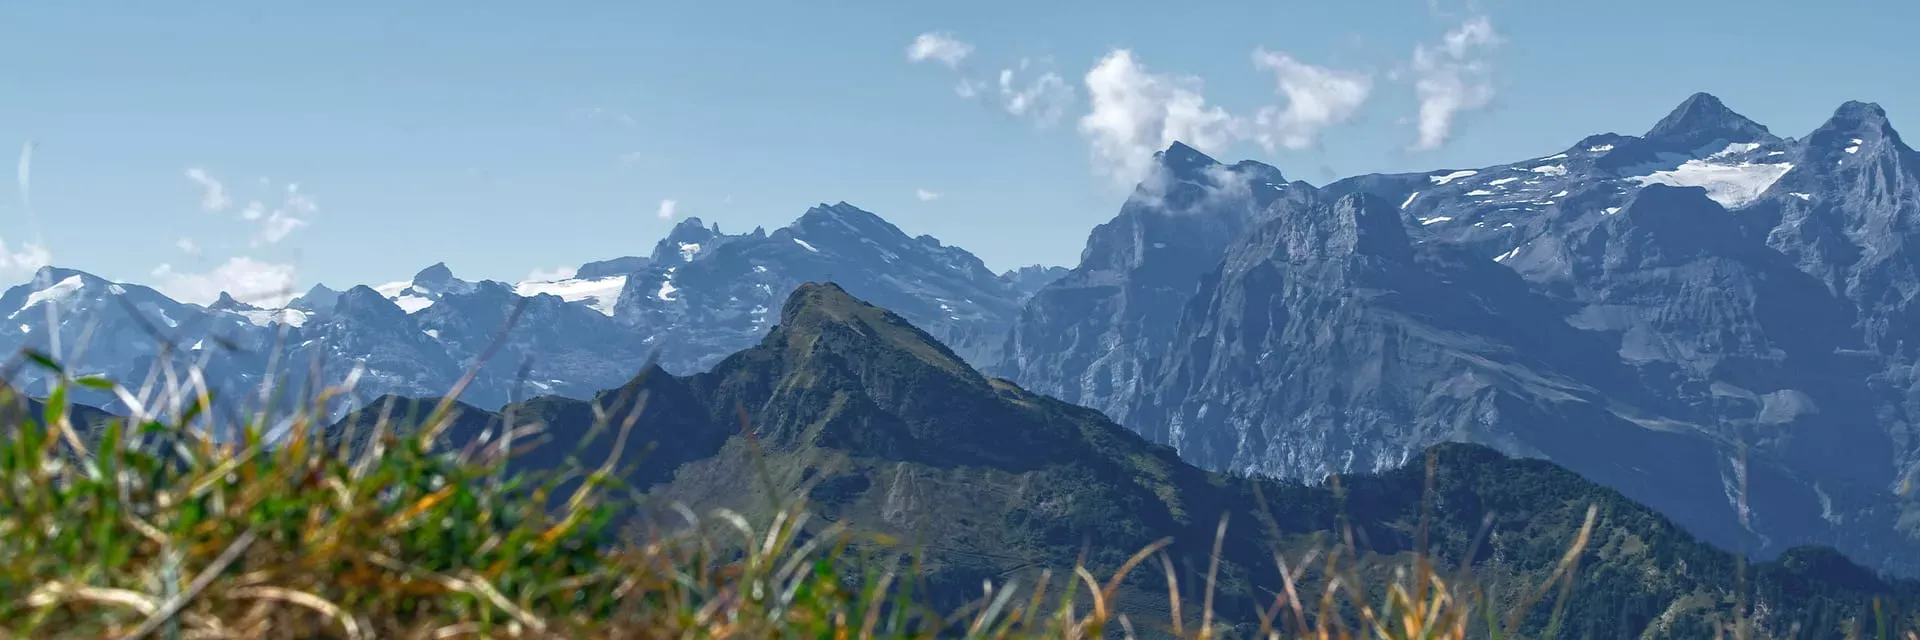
[1,0,1915,305]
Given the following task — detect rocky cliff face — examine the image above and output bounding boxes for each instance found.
[1002,142,1301,423]
[1005,94,1920,576]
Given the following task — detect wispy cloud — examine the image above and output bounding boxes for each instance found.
[0,237,51,274]
[176,237,200,255]
[907,32,974,68]
[1076,47,1372,186]
[656,198,678,220]
[998,61,1074,127]
[915,189,943,201]
[1078,49,1240,186]
[184,167,233,212]
[150,257,300,307]
[182,168,317,247]
[1249,49,1373,151]
[1409,16,1501,151]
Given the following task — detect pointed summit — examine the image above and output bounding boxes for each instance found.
[1153,141,1220,177]
[1644,92,1776,150]
[412,262,455,287]
[209,291,258,312]
[776,281,978,381]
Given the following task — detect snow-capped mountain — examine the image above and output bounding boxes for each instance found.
[1006,93,1920,577]
[0,204,1061,415]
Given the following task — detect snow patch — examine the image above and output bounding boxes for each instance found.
[423,329,440,339]
[1588,144,1615,152]
[1419,216,1453,225]
[392,294,433,314]
[1603,207,1622,215]
[793,238,819,252]
[514,276,628,316]
[1465,189,1495,196]
[1844,145,1861,154]
[1789,192,1812,201]
[22,275,85,311]
[1429,170,1478,185]
[1628,159,1794,208]
[678,242,702,262]
[1488,177,1520,186]
[1529,164,1568,177]
[1401,192,1419,208]
[1494,247,1521,262]
[1708,142,1761,159]
[1542,153,1569,160]
[656,269,680,302]
[373,281,411,298]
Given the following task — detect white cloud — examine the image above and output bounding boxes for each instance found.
[955,78,987,99]
[1078,49,1241,186]
[183,168,314,245]
[151,257,300,307]
[915,189,943,201]
[184,167,232,212]
[907,32,974,68]
[176,237,200,255]
[0,236,50,274]
[525,265,578,282]
[998,62,1074,127]
[252,183,315,245]
[1249,50,1373,151]
[1410,16,1501,151]
[656,198,678,219]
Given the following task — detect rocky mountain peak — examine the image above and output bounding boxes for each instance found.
[650,217,729,264]
[1643,91,1777,151]
[411,262,456,289]
[1809,100,1908,152]
[209,292,258,312]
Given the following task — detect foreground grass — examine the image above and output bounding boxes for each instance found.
[0,355,1860,639]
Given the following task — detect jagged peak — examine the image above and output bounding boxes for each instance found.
[209,291,258,312]
[336,284,404,315]
[1155,141,1220,171]
[1644,91,1776,149]
[412,262,455,286]
[791,202,906,240]
[1811,100,1906,150]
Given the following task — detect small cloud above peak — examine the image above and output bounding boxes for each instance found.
[1249,49,1373,151]
[907,32,974,68]
[1409,16,1502,151]
[915,188,943,201]
[657,198,679,220]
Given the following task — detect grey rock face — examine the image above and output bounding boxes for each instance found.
[1006,94,1920,576]
[1002,143,1298,423]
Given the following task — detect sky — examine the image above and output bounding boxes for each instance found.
[2,0,1916,306]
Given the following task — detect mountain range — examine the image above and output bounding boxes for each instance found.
[315,283,1920,637]
[0,204,1064,415]
[1007,92,1920,578]
[14,90,1920,584]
